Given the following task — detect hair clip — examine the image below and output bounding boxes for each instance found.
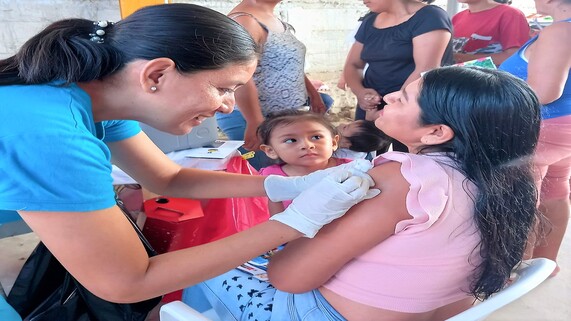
[89,20,113,43]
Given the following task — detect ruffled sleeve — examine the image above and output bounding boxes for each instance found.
[374,152,450,235]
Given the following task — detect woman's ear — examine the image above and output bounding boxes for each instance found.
[259,144,280,159]
[139,58,177,93]
[421,124,454,146]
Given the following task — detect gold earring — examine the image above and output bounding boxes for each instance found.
[150,86,157,92]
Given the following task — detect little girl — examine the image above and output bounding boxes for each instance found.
[257,110,354,215]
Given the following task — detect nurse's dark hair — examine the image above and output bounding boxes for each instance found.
[0,3,259,85]
[418,66,541,301]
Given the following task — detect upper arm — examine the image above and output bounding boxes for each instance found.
[343,42,366,91]
[401,29,451,89]
[18,207,152,300]
[226,16,263,120]
[234,78,264,121]
[344,42,366,70]
[267,161,412,292]
[412,29,451,72]
[527,24,571,105]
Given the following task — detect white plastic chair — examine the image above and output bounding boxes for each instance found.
[446,258,556,321]
[160,258,556,321]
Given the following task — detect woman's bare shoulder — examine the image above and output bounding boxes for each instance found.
[368,160,409,192]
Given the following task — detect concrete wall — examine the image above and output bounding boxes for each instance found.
[1,0,537,73]
[0,0,372,73]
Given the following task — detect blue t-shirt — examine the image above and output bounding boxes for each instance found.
[499,22,571,119]
[0,82,140,212]
[356,5,454,95]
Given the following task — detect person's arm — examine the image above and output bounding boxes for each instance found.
[401,29,451,90]
[344,42,381,110]
[227,14,268,151]
[19,207,301,303]
[305,75,326,114]
[267,162,411,292]
[337,72,347,90]
[526,23,571,105]
[111,133,376,201]
[109,133,268,199]
[268,200,286,216]
[234,79,265,151]
[18,146,376,302]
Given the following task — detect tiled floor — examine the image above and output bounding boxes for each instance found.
[1,222,569,320]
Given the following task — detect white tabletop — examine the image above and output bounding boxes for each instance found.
[112,150,240,185]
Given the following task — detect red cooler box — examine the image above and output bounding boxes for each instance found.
[142,197,205,303]
[142,197,205,254]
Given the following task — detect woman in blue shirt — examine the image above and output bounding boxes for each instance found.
[0,3,377,305]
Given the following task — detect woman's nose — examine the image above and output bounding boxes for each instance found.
[384,92,397,104]
[217,96,235,114]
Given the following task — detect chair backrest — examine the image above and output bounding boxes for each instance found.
[160,300,213,321]
[445,258,556,321]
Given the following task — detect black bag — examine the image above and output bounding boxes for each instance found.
[7,199,162,321]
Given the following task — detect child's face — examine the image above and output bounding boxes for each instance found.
[261,120,339,166]
[336,121,363,149]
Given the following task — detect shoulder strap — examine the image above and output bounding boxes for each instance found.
[282,20,295,33]
[228,12,269,33]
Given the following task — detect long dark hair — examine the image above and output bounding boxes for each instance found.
[418,66,541,300]
[0,3,259,85]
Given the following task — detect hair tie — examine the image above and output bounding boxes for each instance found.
[90,20,113,43]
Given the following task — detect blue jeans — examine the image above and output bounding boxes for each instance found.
[216,110,273,170]
[320,93,334,110]
[307,93,334,111]
[186,269,346,321]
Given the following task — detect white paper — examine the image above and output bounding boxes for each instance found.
[183,140,244,159]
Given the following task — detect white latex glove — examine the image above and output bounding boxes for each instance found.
[270,170,381,238]
[264,159,374,202]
